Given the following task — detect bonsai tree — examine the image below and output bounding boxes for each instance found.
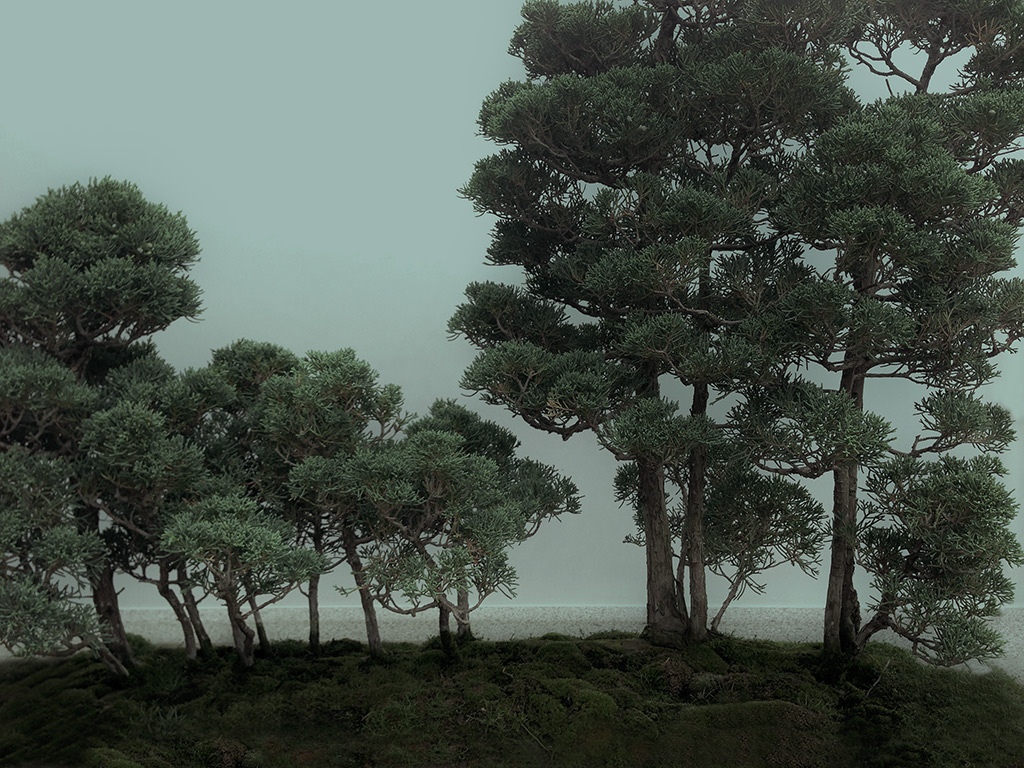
[254,347,407,656]
[77,371,218,660]
[334,399,580,658]
[857,452,1023,665]
[0,342,133,673]
[450,0,858,645]
[190,340,303,652]
[0,445,128,675]
[0,177,202,672]
[616,437,828,633]
[161,492,326,667]
[770,11,1024,659]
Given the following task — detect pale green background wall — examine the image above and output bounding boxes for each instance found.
[0,1,1019,610]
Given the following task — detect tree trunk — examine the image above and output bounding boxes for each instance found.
[248,594,271,654]
[675,541,690,620]
[687,381,710,643]
[341,528,385,657]
[456,588,473,641]
[155,561,196,660]
[637,456,688,648]
[823,366,865,660]
[180,567,213,656]
[840,461,862,655]
[91,562,136,671]
[93,644,130,678]
[438,601,457,659]
[224,588,255,667]
[854,610,891,654]
[307,572,322,655]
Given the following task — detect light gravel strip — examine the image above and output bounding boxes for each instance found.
[2,605,1020,683]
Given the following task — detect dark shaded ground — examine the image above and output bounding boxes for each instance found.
[2,631,1023,768]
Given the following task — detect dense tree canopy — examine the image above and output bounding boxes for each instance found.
[452,0,1024,663]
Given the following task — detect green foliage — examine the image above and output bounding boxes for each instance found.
[701,464,825,601]
[510,0,657,78]
[80,401,205,502]
[604,397,713,462]
[0,345,97,452]
[0,574,108,658]
[859,454,1024,665]
[0,177,201,366]
[259,348,406,460]
[729,378,894,476]
[348,403,580,614]
[0,445,108,657]
[161,493,327,600]
[460,341,622,437]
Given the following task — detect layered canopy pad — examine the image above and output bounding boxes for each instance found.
[0,178,202,374]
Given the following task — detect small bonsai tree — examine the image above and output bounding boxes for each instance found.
[254,347,407,656]
[161,493,326,667]
[337,399,580,658]
[0,446,128,674]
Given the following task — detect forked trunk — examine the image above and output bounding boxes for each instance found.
[248,594,271,654]
[224,589,255,667]
[91,563,136,673]
[156,561,196,660]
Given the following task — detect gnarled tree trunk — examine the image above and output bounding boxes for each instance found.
[638,456,688,648]
[156,560,196,660]
[248,594,271,654]
[456,588,473,640]
[438,601,457,658]
[223,588,255,667]
[686,381,710,643]
[92,563,136,674]
[824,364,865,660]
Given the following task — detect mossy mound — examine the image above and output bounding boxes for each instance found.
[1,633,1022,768]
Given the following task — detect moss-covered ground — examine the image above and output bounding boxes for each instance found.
[1,630,1022,768]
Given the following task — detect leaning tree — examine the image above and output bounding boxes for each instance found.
[0,177,202,673]
[450,0,866,645]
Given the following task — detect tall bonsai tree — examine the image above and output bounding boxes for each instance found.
[0,177,202,673]
[766,4,1024,660]
[450,0,860,645]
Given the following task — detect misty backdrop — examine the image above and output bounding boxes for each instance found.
[1,1,1020,610]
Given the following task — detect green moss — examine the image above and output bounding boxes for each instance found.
[534,640,592,674]
[657,700,840,768]
[83,747,148,768]
[2,634,1023,768]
